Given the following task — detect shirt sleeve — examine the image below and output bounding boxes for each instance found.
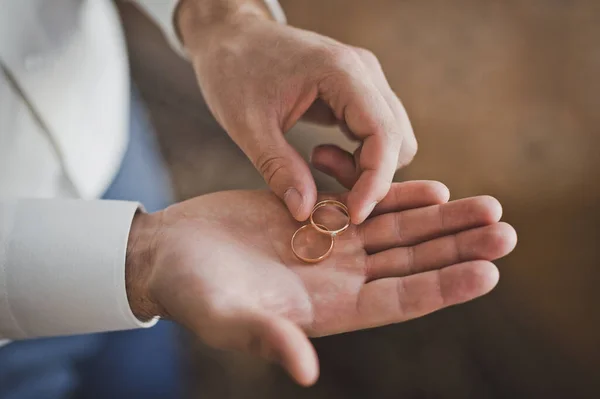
[0,198,158,340]
[131,0,287,59]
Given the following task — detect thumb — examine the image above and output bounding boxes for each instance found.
[247,315,320,386]
[245,130,317,221]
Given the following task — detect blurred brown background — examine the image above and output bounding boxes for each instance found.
[118,1,600,398]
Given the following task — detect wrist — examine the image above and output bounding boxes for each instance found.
[126,211,164,321]
[176,0,273,52]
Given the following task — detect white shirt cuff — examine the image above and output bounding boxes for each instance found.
[0,199,158,339]
[262,0,287,24]
[133,0,287,59]
[132,1,188,58]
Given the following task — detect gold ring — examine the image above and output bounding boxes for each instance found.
[291,223,334,264]
[309,200,350,237]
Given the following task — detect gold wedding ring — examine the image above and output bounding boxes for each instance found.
[291,199,351,264]
[309,199,350,236]
[291,224,335,263]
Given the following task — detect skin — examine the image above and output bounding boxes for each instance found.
[126,181,517,386]
[125,0,518,387]
[176,0,418,224]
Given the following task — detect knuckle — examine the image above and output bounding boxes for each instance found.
[405,245,416,274]
[477,195,503,222]
[325,45,358,70]
[409,140,419,157]
[255,150,287,187]
[396,131,418,167]
[363,254,374,278]
[398,140,418,167]
[354,47,379,65]
[393,211,405,242]
[316,45,366,92]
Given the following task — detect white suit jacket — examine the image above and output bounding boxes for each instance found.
[0,0,285,343]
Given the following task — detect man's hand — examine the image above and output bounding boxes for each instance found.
[176,0,418,224]
[125,182,517,386]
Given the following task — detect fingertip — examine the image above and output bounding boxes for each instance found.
[468,260,500,297]
[346,190,365,224]
[284,185,317,222]
[303,187,318,221]
[478,195,503,223]
[429,181,451,203]
[492,222,518,257]
[409,180,450,204]
[354,201,378,224]
[347,174,390,224]
[294,350,320,387]
[347,188,382,225]
[267,317,320,387]
[441,261,500,306]
[284,188,305,221]
[479,261,500,294]
[470,223,518,262]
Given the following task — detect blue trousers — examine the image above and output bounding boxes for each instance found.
[0,89,184,399]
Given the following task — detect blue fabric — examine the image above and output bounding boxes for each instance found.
[0,88,184,399]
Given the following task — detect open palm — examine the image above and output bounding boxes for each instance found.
[142,181,516,385]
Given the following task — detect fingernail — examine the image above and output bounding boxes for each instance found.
[284,188,304,219]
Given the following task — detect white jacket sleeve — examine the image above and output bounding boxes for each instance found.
[0,199,157,340]
[131,0,287,58]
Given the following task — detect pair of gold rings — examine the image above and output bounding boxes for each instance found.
[291,200,351,264]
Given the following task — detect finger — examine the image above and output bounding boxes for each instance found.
[301,95,362,140]
[346,137,397,224]
[319,58,400,224]
[354,47,417,168]
[381,94,417,169]
[354,261,499,330]
[251,316,319,387]
[311,144,358,189]
[338,121,361,142]
[366,222,517,280]
[361,195,503,253]
[193,312,319,386]
[302,99,338,125]
[369,181,450,216]
[242,125,317,221]
[336,181,449,214]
